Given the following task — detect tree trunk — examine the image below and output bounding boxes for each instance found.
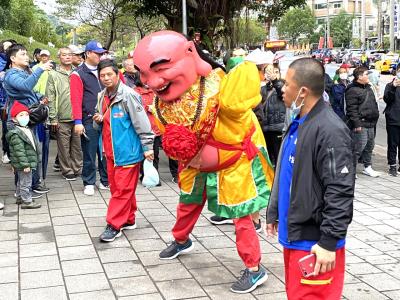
[105,16,117,50]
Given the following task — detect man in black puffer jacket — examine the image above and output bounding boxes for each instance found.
[253,65,286,167]
[345,66,380,178]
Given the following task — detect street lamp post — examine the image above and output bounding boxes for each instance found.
[182,0,187,35]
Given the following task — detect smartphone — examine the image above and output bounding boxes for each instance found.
[82,131,90,141]
[298,253,316,278]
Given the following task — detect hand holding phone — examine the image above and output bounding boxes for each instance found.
[298,253,316,278]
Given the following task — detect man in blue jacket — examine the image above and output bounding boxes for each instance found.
[4,44,52,195]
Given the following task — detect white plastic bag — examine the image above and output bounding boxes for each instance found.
[142,159,160,188]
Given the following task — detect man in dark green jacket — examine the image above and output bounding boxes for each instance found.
[6,101,41,209]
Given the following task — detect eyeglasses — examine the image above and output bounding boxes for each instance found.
[60,53,73,57]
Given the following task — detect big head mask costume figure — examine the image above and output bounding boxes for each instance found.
[134,31,274,291]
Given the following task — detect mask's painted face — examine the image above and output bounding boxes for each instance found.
[133,31,212,102]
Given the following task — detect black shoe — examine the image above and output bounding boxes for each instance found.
[209,215,234,225]
[21,201,42,209]
[159,239,194,260]
[31,191,43,199]
[253,219,262,233]
[99,224,121,242]
[172,177,178,184]
[389,166,398,177]
[230,266,268,294]
[53,164,61,172]
[63,174,77,181]
[156,182,162,187]
[33,185,49,194]
[15,196,22,205]
[121,222,137,231]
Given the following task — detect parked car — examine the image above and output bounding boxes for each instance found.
[367,50,386,69]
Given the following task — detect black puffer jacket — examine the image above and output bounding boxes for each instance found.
[253,79,286,133]
[383,80,400,126]
[345,81,379,128]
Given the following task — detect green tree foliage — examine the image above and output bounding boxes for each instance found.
[0,0,11,29]
[234,18,266,46]
[329,10,354,47]
[277,6,316,45]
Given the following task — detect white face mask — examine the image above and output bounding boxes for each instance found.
[290,88,305,120]
[17,115,30,127]
[339,73,348,80]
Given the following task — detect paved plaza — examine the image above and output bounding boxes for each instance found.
[0,147,400,300]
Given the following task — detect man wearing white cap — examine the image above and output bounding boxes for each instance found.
[68,45,84,68]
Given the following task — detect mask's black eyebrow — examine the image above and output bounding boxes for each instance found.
[150,58,171,69]
[134,65,141,72]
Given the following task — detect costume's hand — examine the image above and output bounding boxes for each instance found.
[74,124,85,135]
[93,113,103,124]
[23,167,31,173]
[311,244,336,276]
[144,150,154,161]
[266,223,278,237]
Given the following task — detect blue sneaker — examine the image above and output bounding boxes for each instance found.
[159,239,194,260]
[230,265,268,294]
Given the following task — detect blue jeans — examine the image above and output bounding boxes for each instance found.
[81,121,108,186]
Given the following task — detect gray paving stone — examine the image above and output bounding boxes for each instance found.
[62,258,103,276]
[0,252,18,267]
[203,283,256,299]
[358,273,400,291]
[19,213,51,224]
[118,293,163,300]
[255,292,287,300]
[59,245,97,261]
[342,283,389,300]
[54,224,88,236]
[209,248,242,262]
[98,247,138,263]
[69,290,116,300]
[20,242,57,258]
[376,264,400,280]
[110,276,157,297]
[189,266,236,285]
[93,236,132,250]
[19,231,55,244]
[65,273,110,293]
[346,262,382,275]
[147,263,192,281]
[130,238,166,252]
[198,236,236,249]
[19,222,53,234]
[179,252,220,269]
[0,266,18,284]
[103,261,146,279]
[0,220,17,230]
[363,254,398,265]
[0,240,17,253]
[81,208,107,218]
[124,227,160,240]
[20,255,60,272]
[156,278,207,300]
[0,283,18,300]
[21,285,68,300]
[56,233,92,247]
[384,290,400,300]
[0,230,17,241]
[20,269,64,289]
[48,199,78,208]
[136,250,178,267]
[87,226,105,237]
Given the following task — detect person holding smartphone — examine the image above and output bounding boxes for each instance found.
[266,58,354,300]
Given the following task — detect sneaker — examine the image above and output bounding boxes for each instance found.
[389,166,398,177]
[2,154,10,164]
[63,174,77,181]
[209,215,234,225]
[231,265,268,294]
[121,222,137,231]
[53,163,61,172]
[31,192,43,199]
[172,177,178,184]
[159,239,194,260]
[99,224,121,242]
[99,182,110,190]
[253,219,262,233]
[21,201,41,209]
[83,185,95,196]
[362,166,380,178]
[33,185,49,194]
[0,202,4,210]
[15,196,22,204]
[156,182,162,187]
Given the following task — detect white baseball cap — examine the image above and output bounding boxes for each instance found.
[40,49,50,56]
[68,45,84,55]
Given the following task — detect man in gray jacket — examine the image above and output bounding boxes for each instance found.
[46,47,82,181]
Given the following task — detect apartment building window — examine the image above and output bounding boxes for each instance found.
[315,3,327,9]
[333,3,341,9]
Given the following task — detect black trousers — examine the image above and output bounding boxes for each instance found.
[386,124,400,166]
[263,131,283,168]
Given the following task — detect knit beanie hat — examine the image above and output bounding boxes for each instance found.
[10,101,29,118]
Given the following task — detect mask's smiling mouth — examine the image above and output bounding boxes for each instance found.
[156,82,172,95]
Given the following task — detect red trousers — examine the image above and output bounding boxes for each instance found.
[172,196,261,268]
[106,159,139,230]
[284,247,345,300]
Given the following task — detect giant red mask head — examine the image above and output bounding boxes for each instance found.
[133,30,212,102]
